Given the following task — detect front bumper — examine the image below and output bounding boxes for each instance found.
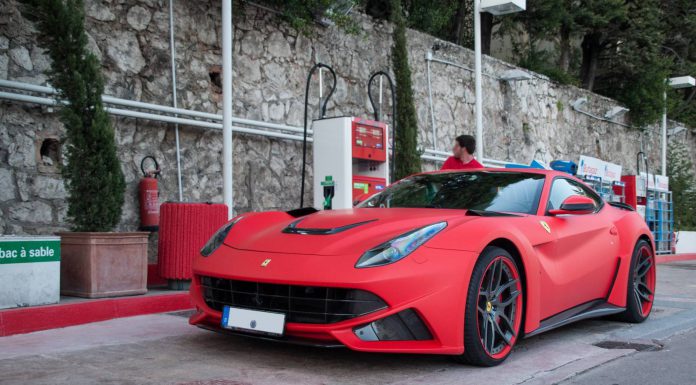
[189,245,478,354]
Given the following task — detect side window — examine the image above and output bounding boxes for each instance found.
[547,178,602,212]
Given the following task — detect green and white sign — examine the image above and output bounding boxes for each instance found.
[0,236,61,309]
[0,238,60,264]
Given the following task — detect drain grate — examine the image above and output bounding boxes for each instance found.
[594,340,664,351]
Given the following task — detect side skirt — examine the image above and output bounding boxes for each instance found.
[524,300,624,338]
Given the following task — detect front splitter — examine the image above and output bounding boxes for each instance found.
[196,324,346,348]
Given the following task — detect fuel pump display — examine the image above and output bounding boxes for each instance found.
[352,123,386,161]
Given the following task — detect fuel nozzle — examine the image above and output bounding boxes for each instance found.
[321,176,335,210]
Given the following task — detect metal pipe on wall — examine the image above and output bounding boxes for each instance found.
[0,87,509,167]
[169,0,184,201]
[425,52,437,150]
[0,90,309,142]
[222,0,234,218]
[473,1,484,162]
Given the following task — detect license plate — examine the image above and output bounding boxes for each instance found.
[221,306,285,336]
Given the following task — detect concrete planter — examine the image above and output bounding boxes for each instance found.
[0,236,61,309]
[58,232,149,298]
[676,231,696,253]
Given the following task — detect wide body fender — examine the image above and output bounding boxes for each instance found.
[427,216,553,335]
[606,211,655,307]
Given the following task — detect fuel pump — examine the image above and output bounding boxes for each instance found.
[312,116,390,210]
[298,64,395,211]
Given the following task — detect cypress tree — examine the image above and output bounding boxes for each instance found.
[20,0,125,232]
[390,0,421,180]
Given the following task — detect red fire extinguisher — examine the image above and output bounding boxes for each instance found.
[139,156,160,231]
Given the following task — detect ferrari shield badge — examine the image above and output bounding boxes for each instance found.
[539,221,551,234]
[261,258,271,267]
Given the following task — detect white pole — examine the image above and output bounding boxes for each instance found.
[379,75,383,104]
[168,0,184,201]
[661,90,667,176]
[222,0,234,218]
[319,68,323,98]
[378,75,383,120]
[426,55,437,150]
[474,0,484,161]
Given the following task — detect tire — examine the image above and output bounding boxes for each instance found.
[457,246,524,366]
[616,239,656,323]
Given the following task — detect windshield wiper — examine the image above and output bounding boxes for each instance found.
[466,209,521,217]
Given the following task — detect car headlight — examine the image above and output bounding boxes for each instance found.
[355,222,447,268]
[200,216,243,257]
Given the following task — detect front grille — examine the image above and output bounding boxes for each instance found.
[200,276,388,324]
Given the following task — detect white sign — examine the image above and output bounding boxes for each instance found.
[640,172,656,191]
[577,156,623,183]
[603,162,623,183]
[578,155,605,178]
[654,175,669,192]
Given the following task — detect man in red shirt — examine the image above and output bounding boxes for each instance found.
[441,134,484,170]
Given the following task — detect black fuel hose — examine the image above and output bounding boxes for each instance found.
[300,63,336,208]
[368,71,396,182]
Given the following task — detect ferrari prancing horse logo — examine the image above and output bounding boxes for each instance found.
[261,258,272,267]
[539,221,551,234]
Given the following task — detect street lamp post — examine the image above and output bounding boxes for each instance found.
[222,0,234,218]
[663,76,695,176]
[475,0,526,161]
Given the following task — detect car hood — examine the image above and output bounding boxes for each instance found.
[224,208,478,256]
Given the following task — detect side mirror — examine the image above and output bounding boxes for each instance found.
[549,195,595,216]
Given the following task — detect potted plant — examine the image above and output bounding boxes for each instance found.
[21,0,148,298]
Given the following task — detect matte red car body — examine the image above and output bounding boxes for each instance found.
[189,168,654,355]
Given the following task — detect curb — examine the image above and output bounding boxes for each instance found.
[656,253,696,264]
[0,291,192,337]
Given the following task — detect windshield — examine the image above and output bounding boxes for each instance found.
[358,171,545,215]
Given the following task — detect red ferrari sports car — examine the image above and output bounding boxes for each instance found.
[189,169,656,366]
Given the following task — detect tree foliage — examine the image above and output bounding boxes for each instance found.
[390,0,421,180]
[252,0,361,33]
[19,0,125,232]
[663,0,696,128]
[667,141,696,231]
[498,0,686,129]
[591,0,670,127]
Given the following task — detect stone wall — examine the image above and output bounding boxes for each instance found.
[1,0,694,261]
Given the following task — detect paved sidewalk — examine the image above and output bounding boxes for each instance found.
[1,261,695,385]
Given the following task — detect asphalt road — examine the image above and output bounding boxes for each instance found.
[563,327,696,385]
[2,261,696,385]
